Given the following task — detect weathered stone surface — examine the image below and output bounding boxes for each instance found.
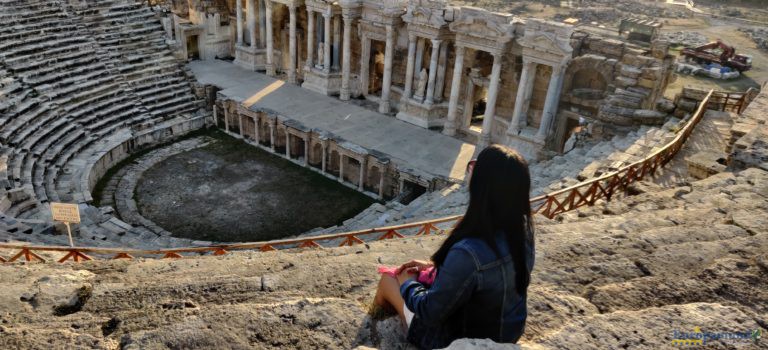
[730,90,768,172]
[1,168,765,349]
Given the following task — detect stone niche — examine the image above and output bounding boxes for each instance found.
[301,0,344,96]
[395,0,453,128]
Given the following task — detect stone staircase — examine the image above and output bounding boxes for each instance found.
[77,0,203,119]
[0,0,206,239]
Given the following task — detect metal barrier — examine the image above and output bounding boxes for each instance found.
[0,91,717,264]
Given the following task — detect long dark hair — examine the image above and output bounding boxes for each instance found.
[431,145,534,295]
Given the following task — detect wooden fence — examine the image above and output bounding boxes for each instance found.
[0,90,725,264]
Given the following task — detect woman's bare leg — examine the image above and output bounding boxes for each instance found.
[373,274,407,326]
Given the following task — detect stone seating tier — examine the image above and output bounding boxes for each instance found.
[0,0,205,223]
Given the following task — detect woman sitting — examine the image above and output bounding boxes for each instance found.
[373,144,536,349]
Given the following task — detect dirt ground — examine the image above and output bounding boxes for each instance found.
[135,131,374,242]
[663,17,768,98]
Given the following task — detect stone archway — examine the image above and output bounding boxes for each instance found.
[562,55,616,98]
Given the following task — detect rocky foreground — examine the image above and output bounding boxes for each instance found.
[0,169,766,349]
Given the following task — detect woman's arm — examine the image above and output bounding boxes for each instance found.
[399,246,478,327]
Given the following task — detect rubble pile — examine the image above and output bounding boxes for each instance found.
[739,27,768,52]
[554,0,691,24]
[553,7,620,25]
[661,31,709,48]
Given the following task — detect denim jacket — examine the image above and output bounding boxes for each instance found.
[400,231,535,349]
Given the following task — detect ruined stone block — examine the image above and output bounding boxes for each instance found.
[615,76,638,88]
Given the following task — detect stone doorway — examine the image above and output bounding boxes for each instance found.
[398,180,427,205]
[288,134,306,160]
[367,40,386,97]
[560,116,582,153]
[187,35,200,60]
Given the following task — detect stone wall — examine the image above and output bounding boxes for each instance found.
[214,98,444,200]
[162,0,675,158]
[730,88,768,171]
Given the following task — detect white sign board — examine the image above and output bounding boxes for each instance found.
[50,203,80,247]
[51,202,81,223]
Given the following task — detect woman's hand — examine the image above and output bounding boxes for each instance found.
[397,267,418,285]
[396,259,433,274]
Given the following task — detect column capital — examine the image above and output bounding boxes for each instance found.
[551,64,565,76]
[522,57,537,68]
[341,9,360,20]
[430,38,443,46]
[408,32,417,42]
[322,12,330,19]
[264,0,272,9]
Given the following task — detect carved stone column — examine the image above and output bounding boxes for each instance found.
[268,119,276,152]
[425,39,441,105]
[479,53,503,148]
[285,132,291,158]
[321,142,327,172]
[340,15,353,101]
[508,60,536,135]
[359,35,370,96]
[535,65,565,143]
[378,171,385,198]
[265,0,275,76]
[253,116,260,144]
[224,105,230,132]
[402,33,417,101]
[379,24,394,114]
[288,4,298,84]
[245,0,256,48]
[259,0,266,47]
[434,43,448,103]
[247,0,256,48]
[358,157,367,191]
[306,8,314,69]
[332,15,341,71]
[238,112,244,138]
[236,0,243,45]
[443,45,465,136]
[323,13,332,73]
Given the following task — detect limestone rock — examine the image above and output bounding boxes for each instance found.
[439,338,525,350]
